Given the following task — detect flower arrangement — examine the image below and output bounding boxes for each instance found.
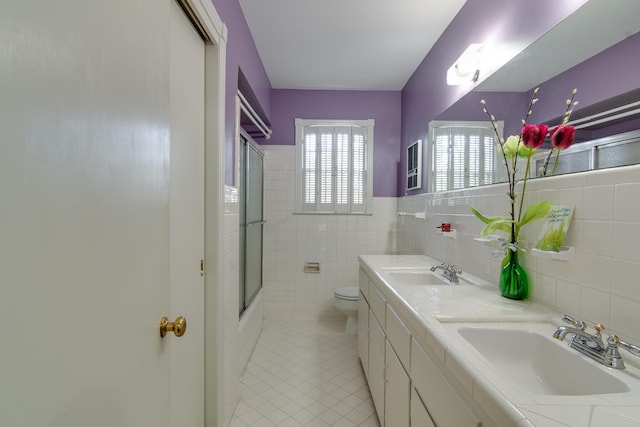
[540,89,579,176]
[471,87,578,299]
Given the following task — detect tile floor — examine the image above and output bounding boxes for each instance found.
[230,319,381,427]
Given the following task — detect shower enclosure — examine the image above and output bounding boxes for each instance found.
[239,132,264,316]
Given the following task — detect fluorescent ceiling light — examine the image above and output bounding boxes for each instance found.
[447,43,484,86]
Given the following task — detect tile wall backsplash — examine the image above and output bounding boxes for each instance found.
[398,164,640,342]
[262,146,397,320]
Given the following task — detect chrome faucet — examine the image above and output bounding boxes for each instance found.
[553,315,604,348]
[430,263,462,283]
[553,314,640,369]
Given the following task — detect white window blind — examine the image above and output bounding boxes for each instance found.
[296,119,374,214]
[428,121,501,192]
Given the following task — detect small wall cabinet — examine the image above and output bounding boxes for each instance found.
[406,139,422,190]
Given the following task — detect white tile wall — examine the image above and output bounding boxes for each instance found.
[398,164,640,342]
[262,146,397,321]
[223,185,241,426]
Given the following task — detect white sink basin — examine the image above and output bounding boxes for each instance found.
[458,326,631,396]
[387,270,452,285]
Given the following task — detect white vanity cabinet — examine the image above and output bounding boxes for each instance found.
[368,311,386,424]
[358,269,370,378]
[385,340,410,426]
[358,265,488,427]
[359,269,411,427]
[411,338,481,427]
[367,277,389,424]
[411,388,436,427]
[358,295,369,377]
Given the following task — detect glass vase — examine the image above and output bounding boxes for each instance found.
[499,248,528,300]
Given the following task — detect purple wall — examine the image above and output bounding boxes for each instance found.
[269,90,402,197]
[210,0,272,185]
[530,31,640,125]
[400,0,588,196]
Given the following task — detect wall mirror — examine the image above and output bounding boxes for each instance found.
[429,0,640,192]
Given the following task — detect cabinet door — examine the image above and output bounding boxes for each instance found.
[411,339,481,427]
[385,341,410,427]
[386,304,411,370]
[370,282,386,326]
[369,312,386,426]
[359,268,370,302]
[411,388,436,427]
[358,292,370,377]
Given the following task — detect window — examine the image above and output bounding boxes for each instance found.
[295,119,374,214]
[428,120,502,192]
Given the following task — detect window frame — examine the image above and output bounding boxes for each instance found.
[427,120,503,192]
[295,118,374,214]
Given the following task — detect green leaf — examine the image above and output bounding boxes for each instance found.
[519,201,552,227]
[481,218,513,236]
[470,205,493,224]
[472,206,514,235]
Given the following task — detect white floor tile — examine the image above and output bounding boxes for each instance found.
[230,319,380,427]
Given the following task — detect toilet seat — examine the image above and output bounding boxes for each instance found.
[334,286,359,301]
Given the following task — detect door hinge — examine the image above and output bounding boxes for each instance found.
[200,259,205,277]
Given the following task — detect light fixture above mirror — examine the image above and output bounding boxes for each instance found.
[446,43,483,86]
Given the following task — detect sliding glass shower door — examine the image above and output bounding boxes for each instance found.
[239,133,264,316]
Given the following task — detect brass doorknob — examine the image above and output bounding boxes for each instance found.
[160,316,187,338]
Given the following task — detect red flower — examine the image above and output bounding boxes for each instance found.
[550,125,576,150]
[521,124,549,149]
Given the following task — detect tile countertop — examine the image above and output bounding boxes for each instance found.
[358,255,640,427]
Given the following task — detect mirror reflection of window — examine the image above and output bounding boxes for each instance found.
[428,121,502,192]
[533,129,640,177]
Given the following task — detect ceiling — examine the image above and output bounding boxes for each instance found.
[238,0,466,90]
[239,0,640,92]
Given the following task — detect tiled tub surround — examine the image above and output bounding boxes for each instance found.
[223,185,242,426]
[359,254,640,427]
[398,164,640,343]
[262,146,397,320]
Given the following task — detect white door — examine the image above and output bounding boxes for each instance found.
[169,1,206,425]
[0,1,206,425]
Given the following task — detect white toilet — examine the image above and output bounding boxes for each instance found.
[334,286,359,335]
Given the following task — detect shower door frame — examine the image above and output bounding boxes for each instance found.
[238,130,264,316]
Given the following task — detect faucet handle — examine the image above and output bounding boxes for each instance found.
[561,314,587,331]
[605,334,626,369]
[594,323,605,339]
[448,264,462,274]
[561,314,576,324]
[610,334,640,358]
